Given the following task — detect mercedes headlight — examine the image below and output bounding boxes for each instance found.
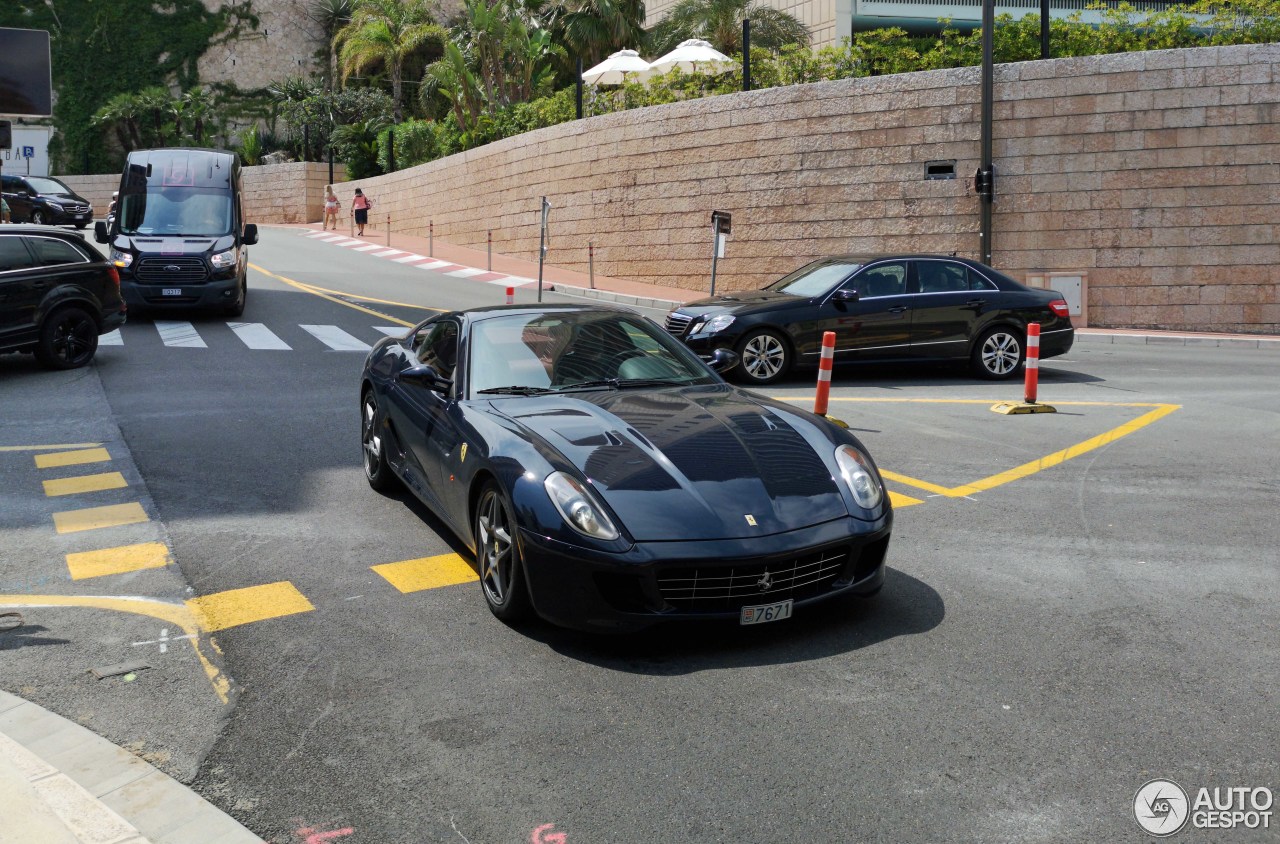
[109,248,133,268]
[210,249,238,269]
[544,471,619,540]
[834,444,883,511]
[695,314,735,335]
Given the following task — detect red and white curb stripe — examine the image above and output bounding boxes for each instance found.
[302,229,536,288]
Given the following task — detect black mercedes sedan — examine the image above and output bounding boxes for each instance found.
[666,254,1075,385]
[360,304,891,633]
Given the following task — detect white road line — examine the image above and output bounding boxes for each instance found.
[154,321,207,348]
[371,249,405,258]
[300,325,372,352]
[330,238,365,246]
[490,277,533,287]
[414,260,452,270]
[315,234,347,242]
[351,244,383,252]
[305,231,331,238]
[100,330,123,346]
[228,322,292,350]
[445,267,488,278]
[392,254,427,264]
[374,326,408,336]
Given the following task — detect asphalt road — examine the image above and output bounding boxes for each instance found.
[2,227,1277,843]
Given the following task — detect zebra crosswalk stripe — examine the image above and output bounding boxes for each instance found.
[300,324,372,351]
[228,322,292,350]
[374,326,408,336]
[154,321,207,348]
[100,329,123,346]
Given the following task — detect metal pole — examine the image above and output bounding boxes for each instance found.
[537,197,550,303]
[1041,0,1050,60]
[710,231,720,296]
[487,230,492,271]
[386,213,391,247]
[980,0,995,266]
[576,57,584,120]
[429,220,433,256]
[742,19,751,92]
[388,130,396,172]
[588,241,595,289]
[327,147,334,187]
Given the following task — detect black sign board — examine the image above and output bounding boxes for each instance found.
[0,28,53,117]
[712,211,731,235]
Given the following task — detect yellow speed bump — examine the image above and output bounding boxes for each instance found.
[186,581,315,632]
[43,472,128,497]
[35,448,111,469]
[66,542,171,580]
[52,502,148,534]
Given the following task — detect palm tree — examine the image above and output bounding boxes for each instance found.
[557,0,648,67]
[335,0,446,123]
[309,0,355,87]
[648,0,809,56]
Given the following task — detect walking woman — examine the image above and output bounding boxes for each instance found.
[351,188,372,236]
[323,185,340,230]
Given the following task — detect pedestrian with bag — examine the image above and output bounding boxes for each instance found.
[351,188,372,236]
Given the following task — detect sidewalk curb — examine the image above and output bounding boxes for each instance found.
[0,690,261,844]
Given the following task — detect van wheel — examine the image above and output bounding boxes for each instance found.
[31,210,47,226]
[35,307,99,369]
[224,282,246,317]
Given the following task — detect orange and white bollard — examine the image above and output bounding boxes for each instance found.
[1024,322,1041,404]
[506,286,514,305]
[813,331,836,416]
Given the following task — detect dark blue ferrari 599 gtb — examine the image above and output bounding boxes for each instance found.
[359,304,892,632]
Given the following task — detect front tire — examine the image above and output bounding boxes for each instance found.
[971,326,1024,380]
[35,307,98,369]
[224,281,246,317]
[475,481,532,622]
[361,389,398,491]
[31,210,47,225]
[734,329,792,385]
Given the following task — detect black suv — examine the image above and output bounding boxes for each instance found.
[0,226,127,369]
[1,174,95,228]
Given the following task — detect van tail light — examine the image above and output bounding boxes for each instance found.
[1048,299,1069,318]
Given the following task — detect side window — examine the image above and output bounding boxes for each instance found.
[968,270,998,291]
[0,236,35,272]
[917,261,970,294]
[0,175,16,193]
[851,262,908,298]
[416,320,459,379]
[27,237,89,267]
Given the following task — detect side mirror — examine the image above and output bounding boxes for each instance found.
[831,288,859,302]
[399,364,452,393]
[94,221,109,244]
[242,223,258,245]
[707,347,740,374]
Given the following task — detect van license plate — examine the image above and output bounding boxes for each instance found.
[740,599,792,625]
[162,288,182,296]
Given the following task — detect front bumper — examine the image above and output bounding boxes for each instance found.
[121,277,239,310]
[518,514,891,633]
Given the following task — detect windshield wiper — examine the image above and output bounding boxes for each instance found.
[554,379,621,391]
[476,385,556,395]
[615,378,686,388]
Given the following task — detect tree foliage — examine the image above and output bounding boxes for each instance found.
[335,0,446,122]
[648,0,810,56]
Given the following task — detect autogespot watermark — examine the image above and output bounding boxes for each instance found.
[1134,779,1274,837]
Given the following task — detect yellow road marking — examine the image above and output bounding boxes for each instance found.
[249,263,441,327]
[0,443,102,453]
[52,502,148,534]
[186,581,315,632]
[65,542,171,580]
[372,553,478,593]
[0,594,229,703]
[43,472,128,497]
[780,398,1180,501]
[35,447,111,469]
[887,490,924,508]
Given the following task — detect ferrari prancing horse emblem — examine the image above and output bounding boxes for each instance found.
[460,443,467,463]
[744,514,757,526]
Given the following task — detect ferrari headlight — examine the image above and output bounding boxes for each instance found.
[696,314,735,335]
[834,444,883,511]
[109,248,133,268]
[210,248,238,269]
[545,471,619,540]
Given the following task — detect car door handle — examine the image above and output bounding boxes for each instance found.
[887,306,909,314]
[966,299,984,307]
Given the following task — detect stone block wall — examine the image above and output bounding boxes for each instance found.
[242,162,345,225]
[339,43,1278,334]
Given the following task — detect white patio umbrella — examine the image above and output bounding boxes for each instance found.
[646,39,735,76]
[582,49,651,86]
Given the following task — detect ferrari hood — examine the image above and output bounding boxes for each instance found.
[499,386,848,541]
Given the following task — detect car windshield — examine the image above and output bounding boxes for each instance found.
[119,189,233,237]
[25,177,72,195]
[469,311,716,395]
[765,259,864,297]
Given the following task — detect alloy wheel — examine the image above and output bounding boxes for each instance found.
[477,489,514,606]
[980,331,1021,377]
[362,396,382,478]
[741,333,787,382]
[52,314,96,366]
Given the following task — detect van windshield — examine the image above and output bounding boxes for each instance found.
[119,189,233,237]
